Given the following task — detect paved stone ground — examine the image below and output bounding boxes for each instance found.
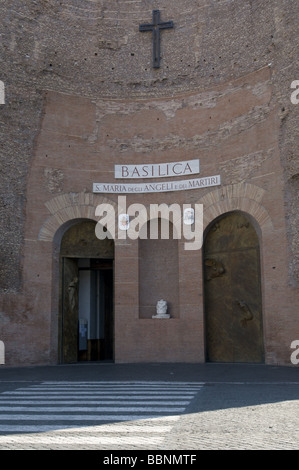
[162,383,299,450]
[0,363,298,451]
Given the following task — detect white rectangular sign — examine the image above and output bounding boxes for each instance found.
[93,175,221,194]
[114,159,200,179]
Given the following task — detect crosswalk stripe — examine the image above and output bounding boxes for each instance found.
[0,424,173,433]
[0,435,166,449]
[0,400,190,405]
[0,435,170,447]
[3,391,197,396]
[15,385,202,389]
[12,382,203,387]
[0,414,181,421]
[0,406,186,412]
[41,381,205,385]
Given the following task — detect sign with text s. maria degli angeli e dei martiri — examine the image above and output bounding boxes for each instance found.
[114,159,200,179]
[93,175,221,194]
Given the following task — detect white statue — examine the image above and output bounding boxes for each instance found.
[152,300,170,318]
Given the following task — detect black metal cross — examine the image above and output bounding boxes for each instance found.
[139,10,174,69]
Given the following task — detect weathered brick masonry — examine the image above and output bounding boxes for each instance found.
[0,1,298,366]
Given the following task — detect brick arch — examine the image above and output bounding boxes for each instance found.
[38,192,118,242]
[196,182,273,233]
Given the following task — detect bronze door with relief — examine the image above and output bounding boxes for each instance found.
[204,212,264,363]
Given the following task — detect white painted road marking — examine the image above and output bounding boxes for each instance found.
[0,381,204,442]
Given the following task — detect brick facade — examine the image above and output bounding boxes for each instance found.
[0,1,298,366]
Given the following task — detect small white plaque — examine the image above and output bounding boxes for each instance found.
[118,214,129,230]
[184,208,195,225]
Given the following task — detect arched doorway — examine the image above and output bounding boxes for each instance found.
[203,212,264,363]
[59,220,114,363]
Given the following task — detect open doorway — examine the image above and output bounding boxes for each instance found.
[58,220,114,363]
[77,258,113,362]
[61,257,114,363]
